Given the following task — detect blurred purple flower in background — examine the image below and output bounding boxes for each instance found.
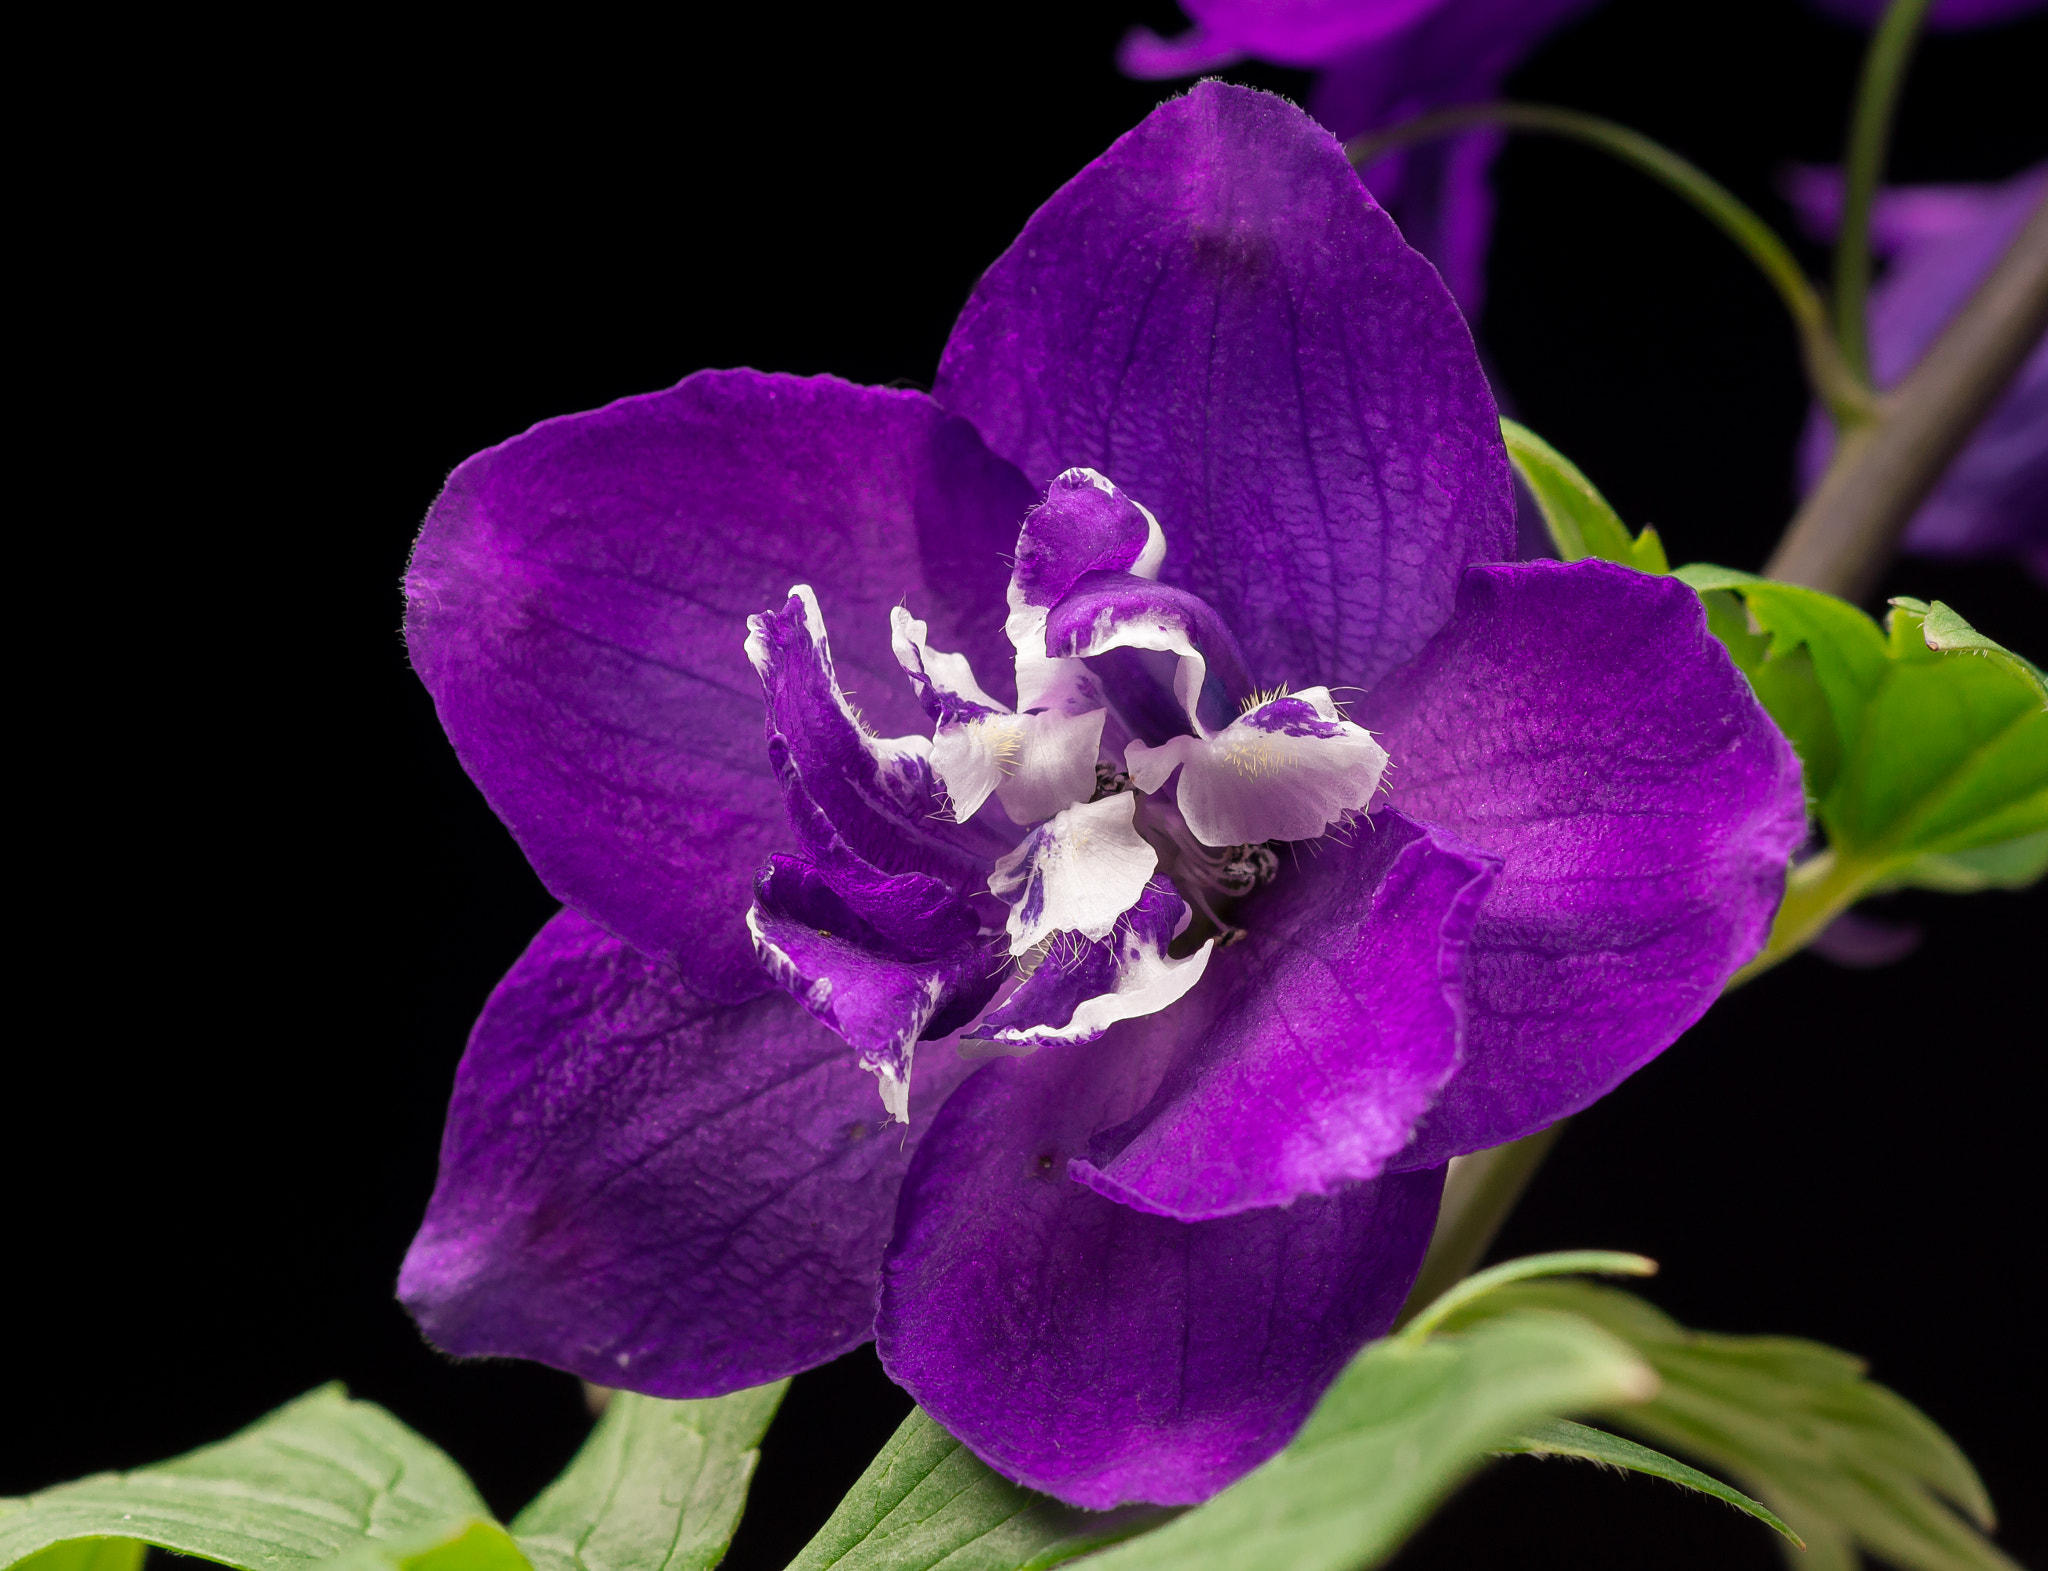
[1786,162,2048,577]
[396,84,1801,1509]
[1119,0,1602,317]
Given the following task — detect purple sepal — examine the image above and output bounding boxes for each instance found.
[749,855,1002,1091]
[935,82,1514,698]
[878,1024,1445,1508]
[965,876,1198,1048]
[1072,808,1497,1221]
[1364,561,1806,1169]
[405,370,1032,1002]
[399,908,975,1398]
[1012,469,1165,610]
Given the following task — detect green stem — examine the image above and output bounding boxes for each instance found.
[1725,848,1884,988]
[1346,102,1877,427]
[1835,0,1937,382]
[1392,1122,1566,1330]
[1394,850,1889,1310]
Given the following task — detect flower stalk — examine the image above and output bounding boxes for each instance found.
[1346,102,1879,427]
[1766,189,2048,598]
[1834,0,1937,384]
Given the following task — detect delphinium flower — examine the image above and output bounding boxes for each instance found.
[1786,162,2048,577]
[397,83,1803,1508]
[1118,0,1603,318]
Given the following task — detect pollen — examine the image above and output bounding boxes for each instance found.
[1238,683,1292,714]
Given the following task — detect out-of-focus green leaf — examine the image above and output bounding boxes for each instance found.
[512,1385,784,1571]
[6,1540,147,1571]
[1672,566,2048,978]
[1501,419,1669,571]
[1875,830,2048,892]
[784,1406,1164,1571]
[1497,1418,1800,1544]
[0,1386,494,1571]
[1075,1308,1654,1571]
[1442,1280,2020,1571]
[327,1522,531,1571]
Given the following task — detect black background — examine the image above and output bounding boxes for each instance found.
[12,2,2044,1568]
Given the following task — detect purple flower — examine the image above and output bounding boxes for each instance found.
[1787,163,2048,577]
[1120,0,1602,316]
[397,84,1802,1509]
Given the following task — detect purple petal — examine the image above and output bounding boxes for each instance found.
[966,876,1210,1048]
[406,370,1034,1001]
[1797,166,2047,564]
[1781,165,2015,259]
[1119,0,1447,76]
[748,855,1001,1116]
[399,908,976,1397]
[1802,0,2045,29]
[877,1026,1445,1508]
[1363,561,1805,1169]
[1072,808,1497,1220]
[1011,468,1166,611]
[1808,907,1923,968]
[935,82,1514,697]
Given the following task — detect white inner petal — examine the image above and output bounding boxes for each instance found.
[895,604,1105,825]
[995,707,1108,825]
[1061,936,1212,1043]
[988,792,1159,955]
[1125,687,1389,847]
[890,607,1008,712]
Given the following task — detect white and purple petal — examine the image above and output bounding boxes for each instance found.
[966,877,1214,1050]
[1044,571,1256,736]
[748,855,1000,1121]
[1126,688,1389,846]
[749,587,1005,884]
[893,606,1108,825]
[988,792,1160,955]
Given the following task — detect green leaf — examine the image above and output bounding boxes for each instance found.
[1440,1281,2020,1571]
[785,1406,1165,1571]
[1875,829,2048,893]
[327,1522,532,1571]
[1672,566,2048,978]
[6,1541,147,1571]
[1501,418,1669,572]
[512,1384,786,1571]
[0,1385,495,1571]
[1901,598,2048,697]
[1496,1418,1800,1545]
[1076,1308,1654,1571]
